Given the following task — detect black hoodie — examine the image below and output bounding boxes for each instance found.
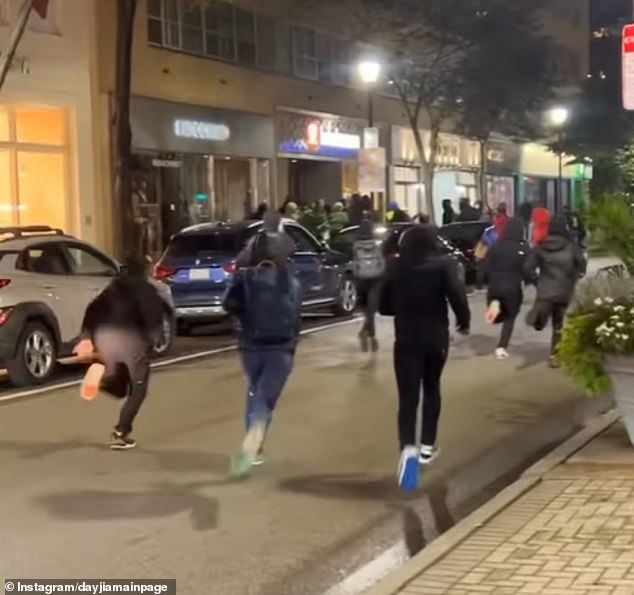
[524,216,586,304]
[81,270,165,343]
[380,225,470,351]
[483,218,529,293]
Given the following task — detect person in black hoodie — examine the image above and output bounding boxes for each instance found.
[73,254,165,450]
[482,218,529,360]
[380,225,470,492]
[524,216,586,367]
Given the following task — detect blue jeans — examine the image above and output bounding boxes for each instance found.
[242,350,294,430]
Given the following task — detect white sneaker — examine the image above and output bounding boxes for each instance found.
[419,444,439,465]
[495,348,509,360]
[486,300,501,324]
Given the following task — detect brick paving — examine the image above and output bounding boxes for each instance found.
[399,478,634,595]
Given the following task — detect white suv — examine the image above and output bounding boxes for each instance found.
[0,226,175,387]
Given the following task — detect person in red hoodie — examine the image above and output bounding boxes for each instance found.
[530,207,550,248]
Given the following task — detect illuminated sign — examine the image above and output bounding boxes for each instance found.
[173,119,231,141]
[303,120,360,151]
[487,149,504,163]
[306,120,321,151]
[623,24,634,110]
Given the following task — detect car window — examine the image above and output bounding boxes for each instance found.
[285,225,318,252]
[165,229,250,258]
[18,244,70,275]
[65,245,118,276]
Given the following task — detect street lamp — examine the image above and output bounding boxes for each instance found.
[358,60,381,128]
[548,106,569,213]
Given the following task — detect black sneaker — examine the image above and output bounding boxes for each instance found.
[109,430,136,450]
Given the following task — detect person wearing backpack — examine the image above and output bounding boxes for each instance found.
[352,213,386,352]
[223,212,302,477]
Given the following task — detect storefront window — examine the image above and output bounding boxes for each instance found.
[0,149,13,226]
[17,152,66,229]
[0,106,9,142]
[15,106,66,146]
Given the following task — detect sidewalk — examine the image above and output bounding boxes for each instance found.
[367,414,634,595]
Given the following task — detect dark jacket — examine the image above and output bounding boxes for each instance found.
[379,225,470,352]
[236,211,295,268]
[482,218,529,318]
[81,274,164,344]
[524,217,586,304]
[441,200,455,225]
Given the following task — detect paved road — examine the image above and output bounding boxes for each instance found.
[0,294,611,595]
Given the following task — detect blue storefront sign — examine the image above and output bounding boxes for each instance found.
[277,110,363,160]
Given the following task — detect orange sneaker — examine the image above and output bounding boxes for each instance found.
[80,363,105,401]
[485,300,501,324]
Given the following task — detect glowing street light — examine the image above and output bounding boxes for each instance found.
[549,106,569,128]
[358,60,382,85]
[548,106,570,212]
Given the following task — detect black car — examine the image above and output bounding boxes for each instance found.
[439,221,490,285]
[330,223,470,284]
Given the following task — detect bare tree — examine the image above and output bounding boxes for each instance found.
[295,0,560,219]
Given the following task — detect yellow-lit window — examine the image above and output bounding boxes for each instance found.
[0,106,10,143]
[0,149,14,227]
[15,106,66,146]
[17,151,66,230]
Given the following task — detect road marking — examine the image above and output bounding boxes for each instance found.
[0,317,360,404]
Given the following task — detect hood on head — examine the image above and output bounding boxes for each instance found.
[358,217,374,239]
[121,253,148,277]
[263,210,282,232]
[531,207,550,226]
[502,217,525,242]
[494,212,509,236]
[388,200,400,211]
[399,225,439,262]
[442,199,453,211]
[548,215,570,238]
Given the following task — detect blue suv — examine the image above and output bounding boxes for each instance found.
[154,219,358,334]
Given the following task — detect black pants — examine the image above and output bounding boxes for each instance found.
[360,279,381,338]
[528,300,567,356]
[394,342,447,449]
[498,317,516,349]
[550,303,567,356]
[94,327,151,436]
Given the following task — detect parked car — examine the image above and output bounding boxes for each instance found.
[0,226,175,387]
[439,221,491,285]
[330,223,469,284]
[154,219,357,334]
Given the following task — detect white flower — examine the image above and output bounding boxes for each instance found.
[622,335,630,340]
[614,305,626,312]
[617,322,626,328]
[605,297,615,304]
[594,298,604,306]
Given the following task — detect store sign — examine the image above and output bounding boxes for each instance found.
[173,119,231,141]
[624,24,634,110]
[363,127,380,149]
[305,120,321,151]
[303,120,360,151]
[152,158,182,168]
[487,149,504,163]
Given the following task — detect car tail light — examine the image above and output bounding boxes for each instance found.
[388,252,400,260]
[0,279,11,289]
[153,264,175,281]
[223,261,236,274]
[0,307,12,326]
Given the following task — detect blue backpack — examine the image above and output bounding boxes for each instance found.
[242,261,301,345]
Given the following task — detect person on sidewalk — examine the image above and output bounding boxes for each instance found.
[352,213,385,352]
[530,206,550,248]
[223,212,301,477]
[379,225,471,492]
[482,218,530,360]
[73,255,164,450]
[473,204,509,291]
[524,216,587,367]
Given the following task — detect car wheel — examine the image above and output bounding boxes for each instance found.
[7,322,57,387]
[152,309,175,357]
[333,276,358,317]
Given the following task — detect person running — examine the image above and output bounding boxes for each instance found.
[379,225,471,492]
[73,255,165,450]
[524,216,586,367]
[474,204,508,290]
[352,213,385,352]
[530,206,550,248]
[223,212,301,477]
[483,218,530,360]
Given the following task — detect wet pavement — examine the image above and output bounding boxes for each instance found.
[0,294,611,595]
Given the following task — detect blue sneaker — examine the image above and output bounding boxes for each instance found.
[398,446,420,492]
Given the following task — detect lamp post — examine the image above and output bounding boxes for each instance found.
[548,106,569,213]
[357,60,381,129]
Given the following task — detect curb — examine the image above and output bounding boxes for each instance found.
[362,409,620,595]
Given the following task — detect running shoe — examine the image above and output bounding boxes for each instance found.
[252,449,265,467]
[495,348,509,360]
[109,430,137,450]
[485,300,501,324]
[230,422,266,478]
[80,363,105,401]
[419,444,440,465]
[398,446,420,492]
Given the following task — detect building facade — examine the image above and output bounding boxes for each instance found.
[0,0,102,245]
[89,0,590,253]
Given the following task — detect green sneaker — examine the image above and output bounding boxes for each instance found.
[230,423,266,478]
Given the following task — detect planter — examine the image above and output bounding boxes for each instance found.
[605,355,634,446]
